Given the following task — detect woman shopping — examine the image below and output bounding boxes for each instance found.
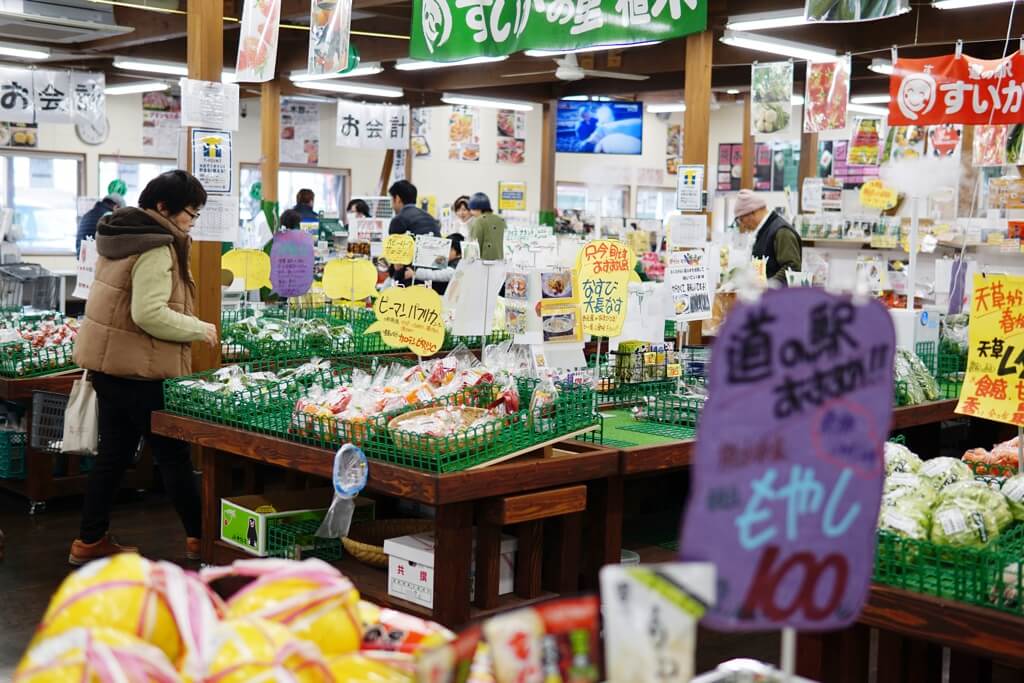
[70,170,218,566]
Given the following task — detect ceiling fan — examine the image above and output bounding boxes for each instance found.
[501,54,649,81]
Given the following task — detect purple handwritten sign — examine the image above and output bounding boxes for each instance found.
[680,288,894,631]
[270,229,314,297]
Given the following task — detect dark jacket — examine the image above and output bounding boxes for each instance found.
[752,211,802,286]
[293,203,319,222]
[76,199,116,255]
[388,205,440,238]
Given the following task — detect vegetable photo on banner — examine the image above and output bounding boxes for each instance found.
[805,0,909,22]
[308,0,352,76]
[804,57,850,133]
[235,0,281,82]
[751,61,792,135]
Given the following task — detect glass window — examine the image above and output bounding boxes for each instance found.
[636,187,677,220]
[239,164,348,225]
[98,157,177,208]
[556,182,629,218]
[0,152,82,253]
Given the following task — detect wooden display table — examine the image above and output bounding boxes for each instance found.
[151,412,621,627]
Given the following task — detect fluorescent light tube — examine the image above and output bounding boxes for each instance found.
[726,88,740,95]
[105,81,170,95]
[721,30,837,62]
[441,93,533,111]
[295,81,403,98]
[647,102,686,113]
[524,40,661,57]
[561,95,590,101]
[869,58,894,75]
[851,94,891,104]
[291,64,384,81]
[848,103,889,116]
[726,9,807,31]
[933,0,1015,8]
[791,95,804,105]
[395,56,507,71]
[0,42,49,60]
[114,58,188,77]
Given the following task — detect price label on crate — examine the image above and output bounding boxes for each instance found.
[366,285,445,357]
[666,363,682,378]
[679,288,894,631]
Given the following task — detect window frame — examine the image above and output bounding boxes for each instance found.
[239,162,352,216]
[97,154,177,209]
[555,181,631,219]
[635,185,678,221]
[1,150,86,256]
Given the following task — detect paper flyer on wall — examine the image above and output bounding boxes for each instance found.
[142,92,181,157]
[192,194,239,243]
[280,99,320,164]
[190,129,233,193]
[448,105,480,161]
[180,79,240,131]
[496,109,525,164]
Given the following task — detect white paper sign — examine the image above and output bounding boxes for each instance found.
[667,214,707,249]
[336,100,409,149]
[413,235,452,269]
[801,177,824,213]
[449,259,505,336]
[676,164,704,212]
[72,239,98,300]
[353,217,386,242]
[71,72,105,126]
[666,249,712,322]
[190,129,233,193]
[0,66,34,123]
[180,79,240,131]
[32,70,71,123]
[192,194,239,243]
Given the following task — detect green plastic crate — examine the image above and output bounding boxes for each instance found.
[642,394,704,428]
[0,342,76,378]
[266,518,342,561]
[915,341,965,401]
[595,378,678,407]
[0,430,27,479]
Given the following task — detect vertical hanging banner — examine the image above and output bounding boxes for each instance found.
[236,0,282,82]
[680,289,894,631]
[575,239,632,337]
[803,57,850,133]
[848,116,881,166]
[0,66,35,124]
[751,61,793,135]
[336,100,410,149]
[956,274,1024,426]
[308,0,352,76]
[32,70,71,123]
[804,0,908,21]
[270,229,315,297]
[71,72,105,127]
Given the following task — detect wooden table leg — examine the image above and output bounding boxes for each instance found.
[583,475,623,590]
[432,501,474,627]
[199,446,230,564]
[474,521,502,611]
[544,512,582,594]
[875,629,905,683]
[515,521,543,599]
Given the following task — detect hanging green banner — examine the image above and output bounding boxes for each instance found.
[411,0,707,61]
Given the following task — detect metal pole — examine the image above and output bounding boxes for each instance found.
[906,196,920,312]
[781,627,796,682]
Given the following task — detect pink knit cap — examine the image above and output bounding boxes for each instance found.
[734,189,767,218]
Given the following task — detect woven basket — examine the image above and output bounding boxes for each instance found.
[342,519,434,568]
[387,406,503,451]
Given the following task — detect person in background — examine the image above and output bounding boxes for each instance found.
[279,208,302,230]
[387,180,440,237]
[448,195,472,238]
[468,192,506,261]
[70,170,218,566]
[576,108,598,148]
[76,193,124,256]
[346,198,371,219]
[293,188,318,222]
[732,188,802,286]
[405,234,463,295]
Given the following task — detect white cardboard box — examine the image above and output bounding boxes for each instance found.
[383,530,516,609]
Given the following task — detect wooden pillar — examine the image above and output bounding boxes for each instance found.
[798,129,818,209]
[377,150,395,196]
[741,94,754,190]
[260,81,280,207]
[681,30,713,346]
[539,99,557,226]
[186,0,224,372]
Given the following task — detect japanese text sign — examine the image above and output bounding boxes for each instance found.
[0,68,102,125]
[367,285,445,356]
[0,66,34,123]
[190,129,232,193]
[414,235,452,269]
[336,100,410,149]
[383,233,416,265]
[411,0,706,61]
[675,164,704,212]
[680,288,894,631]
[955,274,1024,426]
[222,249,272,290]
[889,50,1024,126]
[666,249,711,323]
[575,239,632,337]
[859,179,898,210]
[32,71,71,124]
[323,257,378,301]
[270,229,315,297]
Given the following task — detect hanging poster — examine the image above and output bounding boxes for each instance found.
[236,0,281,82]
[411,108,431,157]
[496,109,525,164]
[973,125,1008,167]
[928,124,962,158]
[180,79,240,132]
[392,149,407,182]
[803,57,850,133]
[675,164,704,212]
[280,98,320,164]
[498,181,526,211]
[410,0,706,61]
[805,0,908,21]
[192,194,240,243]
[190,129,233,193]
[71,72,105,127]
[681,288,895,631]
[448,105,479,161]
[32,70,71,124]
[0,66,34,124]
[1008,125,1024,164]
[270,229,315,297]
[575,239,632,337]
[308,0,352,75]
[352,217,386,242]
[336,100,410,149]
[142,92,181,157]
[848,116,882,165]
[881,125,926,163]
[801,177,823,213]
[956,274,1024,426]
[666,122,683,175]
[717,143,742,191]
[751,61,792,135]
[665,249,711,322]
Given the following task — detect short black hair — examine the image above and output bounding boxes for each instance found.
[453,195,470,212]
[280,209,303,229]
[388,180,417,206]
[449,233,463,257]
[297,188,315,205]
[346,198,371,217]
[138,170,207,215]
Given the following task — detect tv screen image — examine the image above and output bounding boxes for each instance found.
[556,101,643,155]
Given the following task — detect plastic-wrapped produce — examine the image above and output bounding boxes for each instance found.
[200,617,331,683]
[938,481,1013,532]
[15,628,181,683]
[884,442,922,475]
[930,497,1003,549]
[920,457,974,491]
[328,653,412,682]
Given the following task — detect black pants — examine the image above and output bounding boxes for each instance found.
[79,372,202,543]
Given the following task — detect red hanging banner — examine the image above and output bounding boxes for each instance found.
[888,52,1024,126]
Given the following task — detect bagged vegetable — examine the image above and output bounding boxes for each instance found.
[920,457,973,491]
[884,442,922,475]
[329,653,412,682]
[15,628,181,683]
[930,497,1003,549]
[200,617,331,683]
[1002,474,1024,521]
[359,602,454,655]
[939,480,1013,532]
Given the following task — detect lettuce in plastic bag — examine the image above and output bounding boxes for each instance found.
[920,457,973,491]
[930,497,1002,549]
[884,442,922,475]
[878,502,931,540]
[883,472,938,510]
[1002,474,1024,522]
[939,480,1012,532]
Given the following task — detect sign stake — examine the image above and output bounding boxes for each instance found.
[781,627,796,681]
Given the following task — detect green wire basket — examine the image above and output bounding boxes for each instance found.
[0,342,76,378]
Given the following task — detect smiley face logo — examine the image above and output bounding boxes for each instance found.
[897,70,937,122]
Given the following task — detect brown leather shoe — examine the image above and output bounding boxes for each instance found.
[68,535,138,566]
[185,537,201,561]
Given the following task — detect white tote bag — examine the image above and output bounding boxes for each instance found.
[62,372,98,455]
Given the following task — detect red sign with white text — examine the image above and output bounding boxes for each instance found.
[889,52,1024,125]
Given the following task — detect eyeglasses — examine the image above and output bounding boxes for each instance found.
[183,208,201,222]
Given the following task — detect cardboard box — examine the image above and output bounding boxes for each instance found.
[220,489,374,557]
[383,530,516,609]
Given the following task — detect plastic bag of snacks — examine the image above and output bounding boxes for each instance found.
[528,377,559,432]
[15,627,181,683]
[201,558,362,656]
[31,554,223,679]
[415,626,483,683]
[200,617,331,682]
[328,653,412,682]
[359,601,454,654]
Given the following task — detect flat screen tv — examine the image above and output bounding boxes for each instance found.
[556,100,643,155]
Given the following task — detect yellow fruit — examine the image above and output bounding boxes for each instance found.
[16,627,181,683]
[204,617,331,683]
[328,653,412,682]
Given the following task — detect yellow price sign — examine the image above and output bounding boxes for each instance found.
[366,285,445,357]
[222,249,272,290]
[666,363,682,378]
[322,257,378,301]
[859,179,899,210]
[574,239,633,337]
[382,234,416,265]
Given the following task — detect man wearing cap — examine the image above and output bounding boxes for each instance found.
[732,189,802,286]
[76,193,125,256]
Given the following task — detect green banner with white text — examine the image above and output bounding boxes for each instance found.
[411,0,707,61]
